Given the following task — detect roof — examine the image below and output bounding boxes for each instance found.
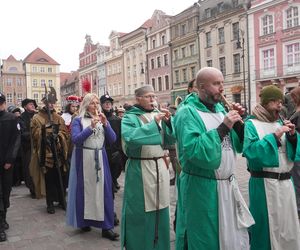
[23,47,59,65]
[6,55,18,62]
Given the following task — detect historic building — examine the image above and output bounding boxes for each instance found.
[60,71,80,109]
[120,20,153,104]
[78,35,98,96]
[198,0,249,109]
[23,47,61,108]
[0,55,26,107]
[97,44,110,96]
[146,10,172,105]
[169,3,200,104]
[105,31,126,106]
[248,0,300,108]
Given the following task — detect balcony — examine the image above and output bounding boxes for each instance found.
[255,63,300,80]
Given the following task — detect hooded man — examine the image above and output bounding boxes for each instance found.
[30,95,69,214]
[243,85,300,250]
[121,85,175,250]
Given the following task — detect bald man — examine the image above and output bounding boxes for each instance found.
[173,67,254,250]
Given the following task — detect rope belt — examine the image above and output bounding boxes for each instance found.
[129,155,166,247]
[182,169,234,182]
[78,146,103,182]
[250,170,291,181]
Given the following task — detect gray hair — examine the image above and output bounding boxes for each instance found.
[78,93,99,117]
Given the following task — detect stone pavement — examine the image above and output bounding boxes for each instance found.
[1,156,250,250]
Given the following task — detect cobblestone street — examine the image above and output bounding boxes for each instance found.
[0,156,252,250]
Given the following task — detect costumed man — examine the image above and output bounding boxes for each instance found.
[30,88,69,214]
[66,93,119,240]
[173,67,254,250]
[19,98,37,197]
[121,85,175,250]
[0,92,20,241]
[243,85,300,250]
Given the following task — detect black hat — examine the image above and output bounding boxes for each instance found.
[21,98,37,108]
[100,94,114,104]
[12,107,21,113]
[0,92,6,103]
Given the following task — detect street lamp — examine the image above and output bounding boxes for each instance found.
[236,29,247,109]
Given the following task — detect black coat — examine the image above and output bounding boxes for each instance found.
[0,110,20,166]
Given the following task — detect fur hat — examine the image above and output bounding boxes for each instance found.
[260,85,284,106]
[21,98,37,108]
[100,94,114,104]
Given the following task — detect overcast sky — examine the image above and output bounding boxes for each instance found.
[0,0,195,72]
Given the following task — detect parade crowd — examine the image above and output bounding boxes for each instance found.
[0,67,299,250]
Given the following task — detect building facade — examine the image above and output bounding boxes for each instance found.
[97,44,110,96]
[23,47,61,109]
[0,55,26,107]
[60,71,80,109]
[249,0,300,109]
[146,10,172,105]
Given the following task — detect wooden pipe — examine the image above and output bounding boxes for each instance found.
[220,94,244,124]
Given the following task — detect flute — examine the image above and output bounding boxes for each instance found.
[220,94,244,124]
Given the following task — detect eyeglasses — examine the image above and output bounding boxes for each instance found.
[141,95,157,99]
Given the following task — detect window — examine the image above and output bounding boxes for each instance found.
[152,39,156,49]
[158,77,162,91]
[182,68,187,82]
[48,67,52,73]
[233,54,241,73]
[233,93,241,103]
[157,57,161,68]
[218,27,225,44]
[207,60,213,67]
[152,78,156,90]
[32,79,37,87]
[262,15,274,35]
[181,47,186,58]
[17,93,22,103]
[232,0,238,8]
[262,48,275,69]
[32,66,37,72]
[219,57,226,75]
[41,79,45,87]
[286,7,299,28]
[175,70,179,83]
[218,2,224,12]
[113,84,118,96]
[286,43,300,66]
[151,59,155,69]
[40,67,45,73]
[17,78,22,86]
[118,83,122,95]
[190,44,195,55]
[174,50,178,60]
[232,22,239,40]
[6,93,12,103]
[33,93,38,103]
[205,8,211,18]
[140,63,144,74]
[48,80,53,87]
[164,54,169,66]
[181,24,186,35]
[161,35,165,45]
[191,67,196,79]
[6,78,12,86]
[165,75,169,90]
[206,32,211,47]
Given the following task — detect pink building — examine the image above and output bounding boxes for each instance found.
[248,0,300,108]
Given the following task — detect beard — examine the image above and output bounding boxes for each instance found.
[202,90,221,104]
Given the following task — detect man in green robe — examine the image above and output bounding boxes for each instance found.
[243,85,300,250]
[174,67,254,250]
[121,85,175,250]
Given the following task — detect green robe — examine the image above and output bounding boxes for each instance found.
[173,93,244,250]
[121,105,175,250]
[243,117,300,250]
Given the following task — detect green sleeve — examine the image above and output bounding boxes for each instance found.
[286,132,300,162]
[174,106,222,171]
[162,117,176,146]
[121,113,162,149]
[243,120,279,169]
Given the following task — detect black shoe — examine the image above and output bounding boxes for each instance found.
[0,231,6,242]
[114,213,119,226]
[30,192,36,199]
[47,205,55,214]
[2,220,9,230]
[81,226,91,232]
[102,229,119,241]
